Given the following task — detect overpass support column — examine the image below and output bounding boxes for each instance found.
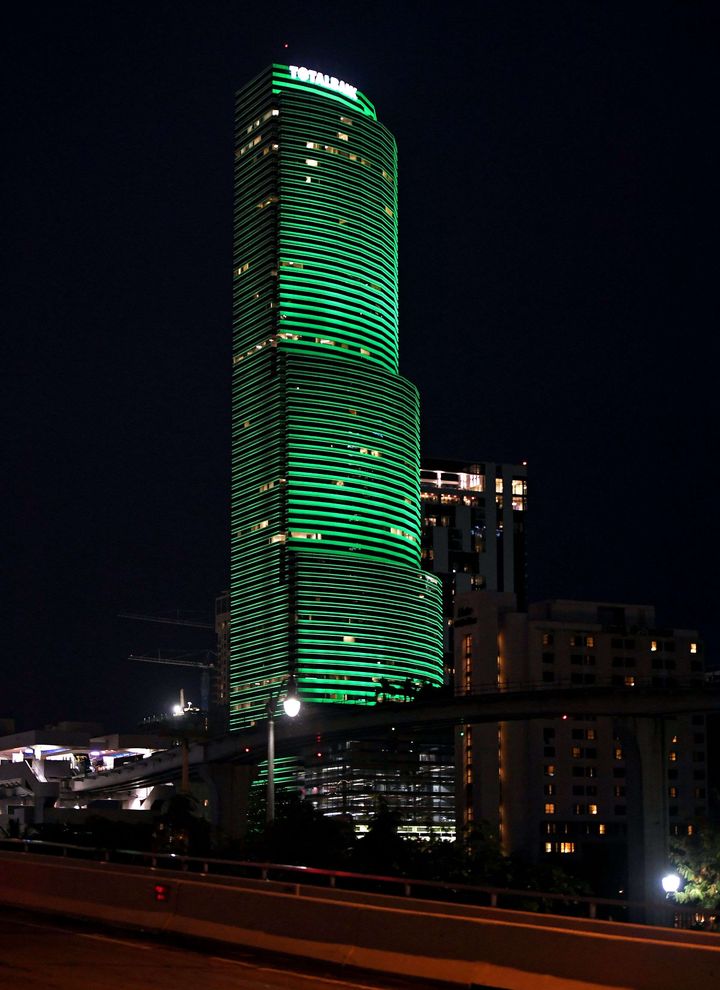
[617,716,671,925]
[200,763,257,844]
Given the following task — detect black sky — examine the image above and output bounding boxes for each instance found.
[4,1,717,730]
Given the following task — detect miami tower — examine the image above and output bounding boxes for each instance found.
[230,65,443,728]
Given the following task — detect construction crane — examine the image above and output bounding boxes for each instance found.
[129,650,216,713]
[118,610,213,630]
[120,610,216,713]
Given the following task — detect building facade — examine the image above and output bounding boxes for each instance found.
[230,65,443,728]
[454,595,707,895]
[420,459,527,683]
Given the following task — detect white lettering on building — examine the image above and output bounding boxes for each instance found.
[288,65,358,101]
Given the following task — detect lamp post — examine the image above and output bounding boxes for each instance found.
[266,675,301,823]
[659,872,681,927]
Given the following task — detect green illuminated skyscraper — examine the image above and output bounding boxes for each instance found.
[230,65,442,728]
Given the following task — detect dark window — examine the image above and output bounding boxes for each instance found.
[598,605,626,626]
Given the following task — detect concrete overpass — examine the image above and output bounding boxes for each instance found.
[1,848,719,989]
[58,679,720,914]
[64,677,720,797]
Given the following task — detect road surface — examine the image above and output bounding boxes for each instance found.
[0,908,449,990]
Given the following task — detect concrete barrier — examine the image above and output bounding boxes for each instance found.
[1,852,719,989]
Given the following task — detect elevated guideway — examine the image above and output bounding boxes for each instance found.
[63,678,720,798]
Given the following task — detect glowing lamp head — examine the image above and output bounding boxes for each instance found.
[282,674,301,717]
[283,694,301,718]
[662,873,681,894]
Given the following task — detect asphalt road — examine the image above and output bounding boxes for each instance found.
[0,909,450,990]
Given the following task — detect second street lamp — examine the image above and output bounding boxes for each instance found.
[266,675,301,823]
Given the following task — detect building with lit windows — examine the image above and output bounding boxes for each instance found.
[454,595,707,895]
[420,459,527,683]
[230,65,443,730]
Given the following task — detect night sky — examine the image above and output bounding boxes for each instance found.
[4,2,717,731]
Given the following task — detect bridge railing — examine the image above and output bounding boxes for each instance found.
[0,835,695,926]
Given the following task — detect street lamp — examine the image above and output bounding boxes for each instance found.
[266,674,301,823]
[661,873,681,895]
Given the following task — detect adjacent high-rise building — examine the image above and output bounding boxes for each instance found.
[230,65,443,728]
[454,595,707,895]
[420,458,527,682]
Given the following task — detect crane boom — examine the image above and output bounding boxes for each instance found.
[119,611,213,630]
[130,651,215,670]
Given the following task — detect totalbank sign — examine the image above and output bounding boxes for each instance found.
[288,65,358,101]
